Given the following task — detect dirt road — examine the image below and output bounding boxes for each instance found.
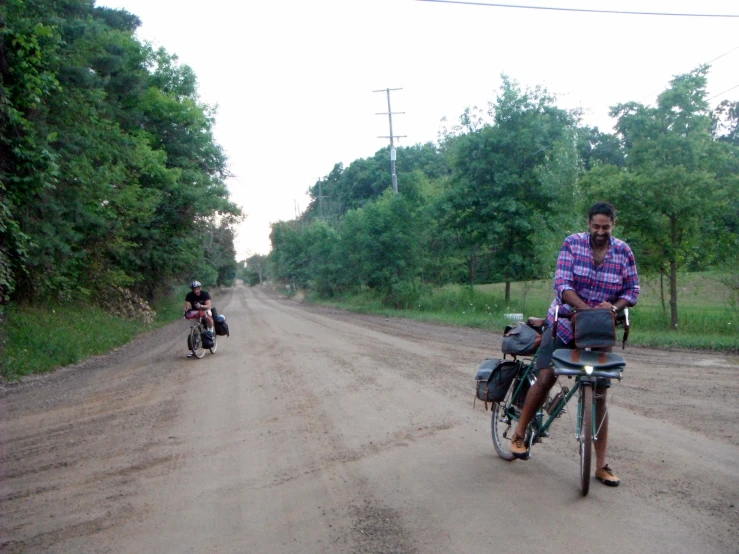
[1,285,738,553]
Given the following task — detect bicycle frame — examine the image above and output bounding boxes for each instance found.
[186,307,211,329]
[503,357,614,438]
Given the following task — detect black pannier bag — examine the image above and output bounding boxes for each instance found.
[214,314,229,337]
[474,359,520,409]
[502,322,542,356]
[572,308,615,349]
[201,331,215,349]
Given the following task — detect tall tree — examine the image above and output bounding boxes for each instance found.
[0,0,241,303]
[445,76,580,300]
[242,253,268,286]
[581,67,732,328]
[303,143,450,222]
[336,189,424,307]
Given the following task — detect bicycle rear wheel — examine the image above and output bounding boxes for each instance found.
[491,378,520,461]
[579,384,593,496]
[209,333,217,354]
[190,326,206,359]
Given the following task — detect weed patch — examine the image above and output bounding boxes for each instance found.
[312,272,738,352]
[1,288,187,381]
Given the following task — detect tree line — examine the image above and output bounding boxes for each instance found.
[265,70,738,328]
[0,0,242,307]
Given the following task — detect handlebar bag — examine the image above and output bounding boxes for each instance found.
[474,359,520,404]
[572,308,616,348]
[502,322,542,356]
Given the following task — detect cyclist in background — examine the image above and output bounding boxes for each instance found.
[509,202,640,487]
[185,280,215,337]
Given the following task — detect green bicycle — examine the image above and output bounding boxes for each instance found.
[491,308,630,496]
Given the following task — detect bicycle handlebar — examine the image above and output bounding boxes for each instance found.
[554,307,629,322]
[184,305,209,316]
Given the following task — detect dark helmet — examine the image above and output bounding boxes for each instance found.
[190,280,201,289]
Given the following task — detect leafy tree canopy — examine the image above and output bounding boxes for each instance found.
[0,0,241,304]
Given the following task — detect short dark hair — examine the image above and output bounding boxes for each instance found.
[588,202,616,222]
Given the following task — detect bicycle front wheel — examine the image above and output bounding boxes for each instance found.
[579,384,593,496]
[491,382,517,461]
[190,326,206,359]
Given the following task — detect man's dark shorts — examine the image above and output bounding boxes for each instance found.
[535,326,612,388]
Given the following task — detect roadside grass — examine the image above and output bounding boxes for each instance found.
[1,288,186,381]
[312,271,738,352]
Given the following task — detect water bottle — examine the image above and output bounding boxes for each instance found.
[545,386,570,414]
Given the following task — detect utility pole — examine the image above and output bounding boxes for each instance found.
[319,178,323,218]
[294,200,304,232]
[374,87,406,194]
[315,177,328,219]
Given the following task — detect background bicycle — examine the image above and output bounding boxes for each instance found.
[185,306,217,359]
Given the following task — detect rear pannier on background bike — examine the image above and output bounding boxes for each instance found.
[214,315,229,337]
[211,307,230,337]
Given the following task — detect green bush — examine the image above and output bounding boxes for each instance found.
[382,279,425,309]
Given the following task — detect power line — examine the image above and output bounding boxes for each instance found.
[708,83,739,101]
[706,44,739,65]
[637,43,739,103]
[416,0,739,18]
[704,46,739,102]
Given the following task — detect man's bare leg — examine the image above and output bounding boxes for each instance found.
[594,387,608,469]
[514,367,556,438]
[593,386,620,485]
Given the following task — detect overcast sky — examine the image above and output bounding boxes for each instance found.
[96,0,739,258]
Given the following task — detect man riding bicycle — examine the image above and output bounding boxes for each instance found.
[184,280,215,357]
[509,202,640,487]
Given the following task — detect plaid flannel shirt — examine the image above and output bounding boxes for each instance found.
[546,233,640,344]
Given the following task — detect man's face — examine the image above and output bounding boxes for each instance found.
[588,214,614,248]
[192,286,201,295]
